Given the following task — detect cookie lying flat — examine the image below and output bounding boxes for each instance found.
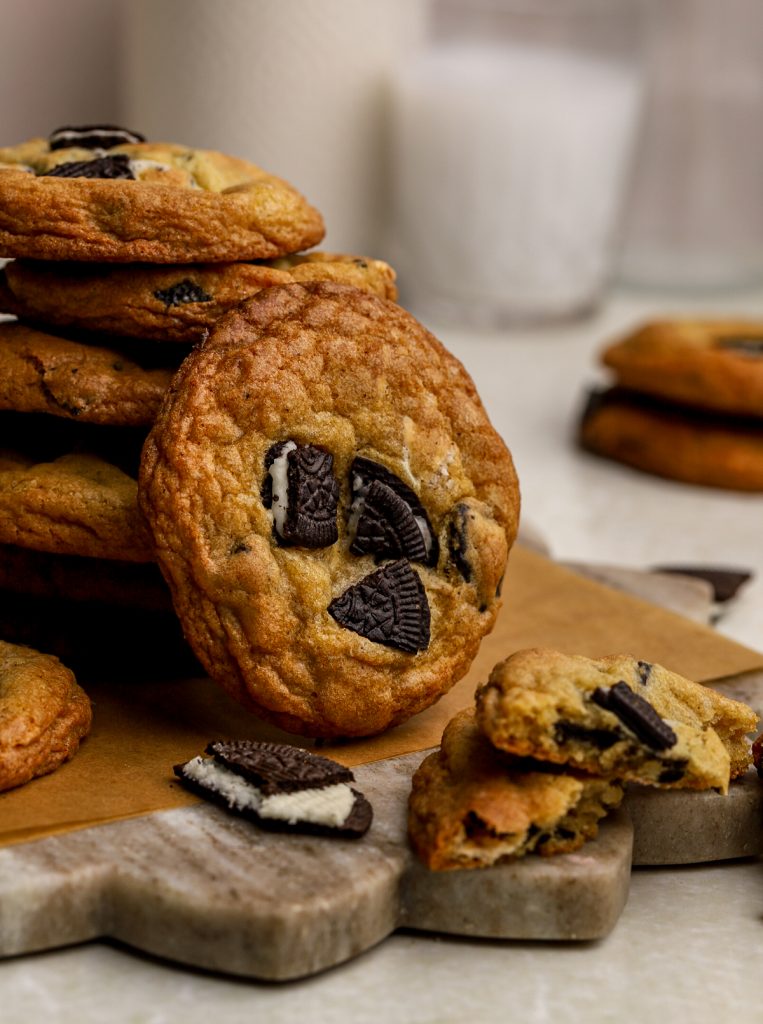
[175,740,372,837]
[140,283,519,738]
[579,388,763,491]
[0,322,183,426]
[0,125,324,262]
[601,319,763,417]
[476,649,758,793]
[408,709,624,870]
[0,639,91,791]
[0,253,397,343]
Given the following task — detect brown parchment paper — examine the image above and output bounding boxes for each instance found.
[3,545,762,848]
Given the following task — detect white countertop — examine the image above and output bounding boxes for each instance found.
[4,286,763,1024]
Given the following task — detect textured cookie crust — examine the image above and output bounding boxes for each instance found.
[0,321,181,425]
[407,709,624,870]
[580,388,763,491]
[601,319,763,417]
[476,648,758,793]
[0,639,91,791]
[0,137,324,262]
[140,283,520,738]
[0,253,397,343]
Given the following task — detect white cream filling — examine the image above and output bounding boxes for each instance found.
[268,441,297,535]
[182,756,356,827]
[129,158,173,177]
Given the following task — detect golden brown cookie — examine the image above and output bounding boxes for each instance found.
[0,639,91,791]
[407,709,624,870]
[0,321,183,425]
[476,648,758,793]
[140,283,520,738]
[0,126,324,262]
[0,413,151,561]
[579,388,763,491]
[0,253,398,343]
[601,319,763,417]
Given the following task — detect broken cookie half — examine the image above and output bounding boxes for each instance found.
[174,739,372,838]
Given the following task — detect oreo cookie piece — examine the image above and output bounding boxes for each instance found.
[42,155,135,180]
[348,457,437,566]
[154,280,213,308]
[48,125,146,151]
[328,559,430,653]
[262,441,339,547]
[592,681,678,752]
[174,740,373,837]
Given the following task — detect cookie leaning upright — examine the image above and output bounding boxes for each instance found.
[0,126,324,262]
[140,282,520,738]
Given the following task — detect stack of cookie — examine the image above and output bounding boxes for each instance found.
[0,124,397,673]
[579,319,763,490]
[408,648,758,870]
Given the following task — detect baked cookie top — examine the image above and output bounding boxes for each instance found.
[0,125,324,262]
[476,648,758,793]
[407,709,624,870]
[140,283,520,738]
[0,321,182,426]
[0,638,91,791]
[601,319,763,417]
[0,253,397,343]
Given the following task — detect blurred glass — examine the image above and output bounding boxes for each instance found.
[387,0,645,328]
[619,0,763,290]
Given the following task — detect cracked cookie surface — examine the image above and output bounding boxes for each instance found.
[140,283,520,738]
[0,638,91,791]
[476,648,758,793]
[0,253,397,343]
[0,129,324,262]
[407,708,624,870]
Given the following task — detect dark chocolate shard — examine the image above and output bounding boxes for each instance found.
[154,279,213,308]
[592,681,677,751]
[658,765,686,784]
[48,124,146,151]
[447,502,473,582]
[42,155,135,180]
[652,565,752,604]
[262,441,339,548]
[349,457,437,566]
[173,740,372,838]
[554,720,621,750]
[350,479,428,563]
[636,660,652,685]
[715,336,763,356]
[207,739,354,794]
[328,559,430,653]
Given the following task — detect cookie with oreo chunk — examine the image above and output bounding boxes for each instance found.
[407,709,624,870]
[0,125,324,262]
[140,283,519,738]
[0,253,397,343]
[476,648,759,793]
[174,739,372,837]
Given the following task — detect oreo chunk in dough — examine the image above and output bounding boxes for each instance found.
[174,739,373,837]
[349,457,437,566]
[262,440,339,548]
[42,155,135,180]
[154,279,213,308]
[328,559,430,653]
[48,124,146,151]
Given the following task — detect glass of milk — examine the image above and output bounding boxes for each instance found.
[388,0,644,326]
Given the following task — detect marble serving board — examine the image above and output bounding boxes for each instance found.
[0,751,635,981]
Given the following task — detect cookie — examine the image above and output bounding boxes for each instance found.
[0,321,183,426]
[579,388,763,491]
[140,283,519,738]
[0,544,171,611]
[407,709,624,870]
[476,648,759,793]
[0,125,324,262]
[0,638,91,791]
[174,740,373,837]
[0,253,398,343]
[601,319,763,417]
[0,413,151,561]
